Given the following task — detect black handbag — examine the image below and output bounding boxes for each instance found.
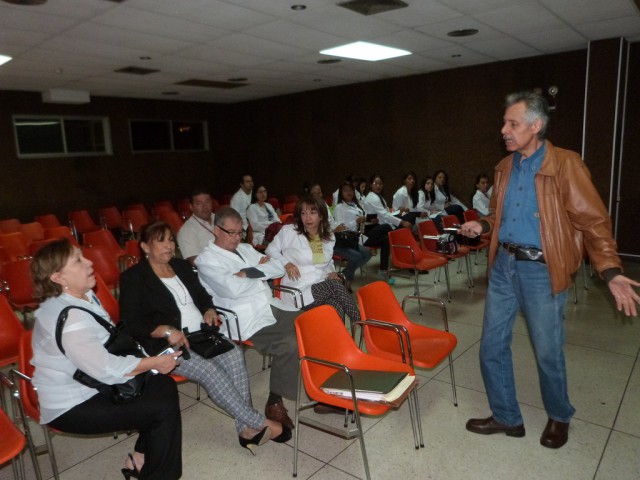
[55,306,150,404]
[334,230,360,250]
[184,323,235,359]
[436,233,459,255]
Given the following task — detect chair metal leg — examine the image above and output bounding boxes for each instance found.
[406,389,419,449]
[412,389,424,447]
[448,352,458,406]
[42,427,60,480]
[196,383,201,401]
[443,264,451,302]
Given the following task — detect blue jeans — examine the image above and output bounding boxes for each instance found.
[480,249,575,426]
[333,245,372,281]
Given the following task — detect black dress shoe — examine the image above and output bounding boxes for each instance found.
[540,418,569,449]
[466,416,525,437]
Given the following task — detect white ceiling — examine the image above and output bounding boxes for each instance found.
[0,0,639,104]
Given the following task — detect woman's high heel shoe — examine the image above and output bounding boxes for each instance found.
[271,425,292,443]
[121,453,140,479]
[239,426,270,455]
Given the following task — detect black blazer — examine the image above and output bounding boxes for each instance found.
[119,257,214,354]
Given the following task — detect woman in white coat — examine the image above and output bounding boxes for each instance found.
[266,195,360,325]
[246,184,281,246]
[392,170,428,225]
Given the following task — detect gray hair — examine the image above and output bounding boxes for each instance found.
[505,91,550,139]
[214,206,242,227]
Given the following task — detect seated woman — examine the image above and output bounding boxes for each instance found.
[119,221,290,453]
[472,173,493,216]
[392,170,428,225]
[266,195,361,324]
[30,239,182,480]
[362,174,412,283]
[331,181,373,292]
[433,169,468,224]
[422,175,445,230]
[246,184,281,246]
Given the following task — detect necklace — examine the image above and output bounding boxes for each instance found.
[163,277,188,306]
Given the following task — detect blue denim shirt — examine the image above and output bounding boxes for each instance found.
[498,143,546,249]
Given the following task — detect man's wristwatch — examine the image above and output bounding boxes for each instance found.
[164,327,173,339]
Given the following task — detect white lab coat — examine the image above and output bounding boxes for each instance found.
[265,224,335,307]
[195,241,294,341]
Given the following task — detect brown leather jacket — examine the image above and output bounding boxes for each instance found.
[484,140,622,294]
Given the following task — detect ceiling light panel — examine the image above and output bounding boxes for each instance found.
[320,41,411,61]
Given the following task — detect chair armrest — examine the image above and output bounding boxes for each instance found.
[271,284,305,308]
[351,319,412,367]
[390,243,418,265]
[401,295,450,331]
[213,305,242,343]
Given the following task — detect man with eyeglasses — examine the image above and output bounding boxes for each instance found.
[196,207,301,430]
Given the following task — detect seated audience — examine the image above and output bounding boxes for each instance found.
[119,221,290,452]
[230,174,254,231]
[472,173,493,216]
[332,182,373,291]
[433,169,468,223]
[176,188,216,265]
[30,239,182,480]
[355,177,368,201]
[363,174,412,282]
[195,207,300,430]
[246,184,281,246]
[266,196,361,324]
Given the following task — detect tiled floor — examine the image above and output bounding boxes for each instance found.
[2,253,639,480]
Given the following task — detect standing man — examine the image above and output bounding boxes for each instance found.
[177,188,216,265]
[230,174,254,232]
[461,91,639,449]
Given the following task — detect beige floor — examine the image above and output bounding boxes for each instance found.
[2,252,640,480]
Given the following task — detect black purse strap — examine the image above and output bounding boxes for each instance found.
[55,305,116,355]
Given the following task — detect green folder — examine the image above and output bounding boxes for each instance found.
[321,369,408,395]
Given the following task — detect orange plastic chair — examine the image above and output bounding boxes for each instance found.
[19,222,45,243]
[267,197,280,211]
[97,206,123,230]
[81,245,120,294]
[27,239,56,256]
[152,200,175,214]
[283,194,299,204]
[93,272,120,324]
[122,208,149,240]
[35,214,61,229]
[0,246,9,279]
[282,202,296,214]
[0,405,26,479]
[279,213,293,224]
[388,228,451,302]
[0,232,30,261]
[1,259,38,319]
[0,219,21,234]
[463,209,480,222]
[293,305,422,480]
[418,220,473,288]
[68,210,101,237]
[10,330,58,480]
[0,294,26,368]
[43,226,78,245]
[357,281,458,405]
[158,211,185,235]
[83,229,127,266]
[176,198,192,219]
[442,214,489,265]
[125,203,151,222]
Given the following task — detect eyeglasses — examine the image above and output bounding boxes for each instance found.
[217,225,244,238]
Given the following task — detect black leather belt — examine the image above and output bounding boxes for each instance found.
[501,242,545,263]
